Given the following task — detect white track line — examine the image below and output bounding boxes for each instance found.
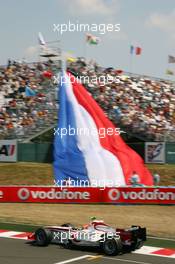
[148,236,175,242]
[54,255,92,264]
[102,256,152,264]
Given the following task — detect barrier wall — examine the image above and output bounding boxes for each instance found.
[17,143,144,163]
[17,142,175,164]
[18,143,53,163]
[166,143,175,164]
[0,186,174,204]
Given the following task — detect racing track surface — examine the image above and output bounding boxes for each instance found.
[0,238,174,264]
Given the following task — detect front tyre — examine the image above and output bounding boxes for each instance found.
[102,238,122,256]
[62,239,72,249]
[35,228,52,246]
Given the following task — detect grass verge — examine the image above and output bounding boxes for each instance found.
[0,204,174,238]
[0,162,174,186]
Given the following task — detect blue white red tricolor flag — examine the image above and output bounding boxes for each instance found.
[130,45,142,55]
[53,72,152,186]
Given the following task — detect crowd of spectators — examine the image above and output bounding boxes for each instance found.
[1,57,175,142]
[0,60,58,140]
[68,58,175,142]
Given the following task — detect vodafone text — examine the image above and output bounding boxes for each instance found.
[108,189,175,201]
[17,188,90,201]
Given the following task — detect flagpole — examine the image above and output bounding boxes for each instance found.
[129,45,134,75]
[167,61,170,80]
[130,53,133,74]
[62,50,66,72]
[166,56,171,80]
[84,35,88,63]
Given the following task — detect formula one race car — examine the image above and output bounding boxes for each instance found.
[28,218,146,256]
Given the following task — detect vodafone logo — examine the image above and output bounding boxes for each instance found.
[18,188,30,200]
[108,189,120,200]
[0,190,3,199]
[17,188,90,201]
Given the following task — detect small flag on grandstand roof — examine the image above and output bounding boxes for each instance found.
[38,32,46,46]
[130,45,134,54]
[166,69,174,75]
[86,33,100,45]
[168,55,175,63]
[67,56,77,63]
[116,69,123,74]
[64,51,77,63]
[130,45,142,55]
[135,47,142,55]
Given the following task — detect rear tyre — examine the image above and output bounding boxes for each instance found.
[131,239,144,251]
[102,238,122,256]
[35,228,52,247]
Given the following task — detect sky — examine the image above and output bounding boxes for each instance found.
[0,0,175,79]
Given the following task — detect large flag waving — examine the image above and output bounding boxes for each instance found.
[53,72,153,186]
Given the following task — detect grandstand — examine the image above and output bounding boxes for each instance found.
[0,57,175,143]
[0,60,59,142]
[68,58,175,142]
